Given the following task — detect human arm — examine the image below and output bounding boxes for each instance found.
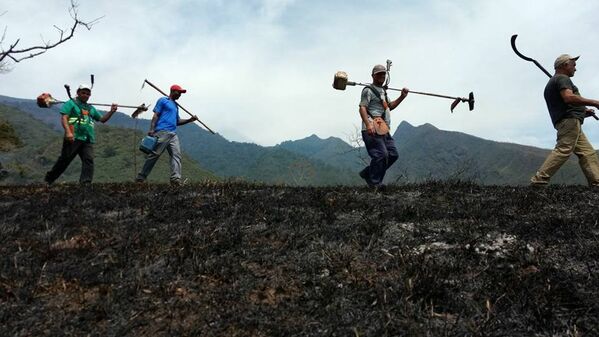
[61,114,74,142]
[389,88,409,110]
[148,113,159,136]
[359,106,375,135]
[98,104,118,123]
[560,89,599,108]
[59,100,74,142]
[561,89,599,119]
[177,115,198,126]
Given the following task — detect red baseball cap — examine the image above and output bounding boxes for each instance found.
[170,84,187,93]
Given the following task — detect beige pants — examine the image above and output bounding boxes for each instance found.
[531,118,599,185]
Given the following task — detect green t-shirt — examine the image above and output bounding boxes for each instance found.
[60,99,103,143]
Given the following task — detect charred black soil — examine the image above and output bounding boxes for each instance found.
[1,182,598,336]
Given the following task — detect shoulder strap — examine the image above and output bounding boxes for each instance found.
[365,84,389,119]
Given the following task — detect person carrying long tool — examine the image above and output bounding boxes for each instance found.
[44,84,118,185]
[136,84,198,185]
[358,63,408,189]
[530,54,599,186]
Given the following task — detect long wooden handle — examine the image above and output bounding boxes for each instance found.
[143,79,216,134]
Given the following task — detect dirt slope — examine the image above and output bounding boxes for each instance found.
[1,182,598,336]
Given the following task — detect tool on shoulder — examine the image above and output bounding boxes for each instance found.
[36,92,149,115]
[332,63,475,112]
[511,34,598,120]
[39,75,149,115]
[141,79,216,134]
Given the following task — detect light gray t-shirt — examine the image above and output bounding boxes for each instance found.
[359,85,391,131]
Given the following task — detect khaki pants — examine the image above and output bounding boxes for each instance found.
[531,118,599,185]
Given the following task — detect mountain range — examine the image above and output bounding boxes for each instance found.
[0,94,589,185]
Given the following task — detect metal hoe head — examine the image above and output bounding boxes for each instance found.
[131,104,149,119]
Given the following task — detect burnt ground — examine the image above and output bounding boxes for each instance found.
[0,182,598,336]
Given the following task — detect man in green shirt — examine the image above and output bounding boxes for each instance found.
[44,84,118,185]
[531,54,599,186]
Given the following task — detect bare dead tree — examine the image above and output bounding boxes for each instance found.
[344,125,369,166]
[289,160,316,186]
[0,1,102,72]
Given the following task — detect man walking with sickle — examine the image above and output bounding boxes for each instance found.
[531,54,599,186]
[358,64,409,188]
[136,84,198,185]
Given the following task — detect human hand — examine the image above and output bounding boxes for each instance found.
[65,131,74,142]
[367,122,375,135]
[585,108,598,120]
[400,88,409,98]
[110,103,118,113]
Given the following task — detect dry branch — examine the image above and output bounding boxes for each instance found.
[0,1,102,69]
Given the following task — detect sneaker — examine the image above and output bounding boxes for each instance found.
[170,179,182,186]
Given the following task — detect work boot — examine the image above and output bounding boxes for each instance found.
[44,174,54,187]
[530,173,549,187]
[359,168,374,186]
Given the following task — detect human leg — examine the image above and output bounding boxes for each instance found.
[383,134,399,169]
[573,130,599,185]
[530,119,579,184]
[45,139,82,184]
[362,131,389,186]
[78,142,94,184]
[136,131,170,181]
[166,134,182,183]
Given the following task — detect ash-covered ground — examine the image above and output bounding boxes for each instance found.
[1,182,598,336]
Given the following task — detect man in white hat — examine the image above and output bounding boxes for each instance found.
[45,84,118,185]
[531,54,599,185]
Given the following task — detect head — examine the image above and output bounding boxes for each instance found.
[76,84,92,103]
[371,64,387,85]
[554,54,579,77]
[169,84,187,100]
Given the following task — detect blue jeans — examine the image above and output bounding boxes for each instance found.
[361,131,399,186]
[136,131,182,182]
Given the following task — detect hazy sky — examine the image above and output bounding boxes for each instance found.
[2,0,599,148]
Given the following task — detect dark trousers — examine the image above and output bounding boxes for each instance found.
[45,139,94,184]
[361,131,399,186]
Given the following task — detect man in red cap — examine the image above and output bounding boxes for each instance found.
[136,84,198,185]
